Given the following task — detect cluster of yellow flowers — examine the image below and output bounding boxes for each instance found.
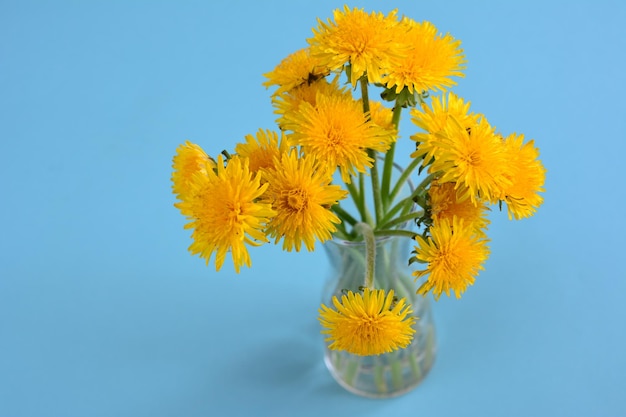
[172,6,545,356]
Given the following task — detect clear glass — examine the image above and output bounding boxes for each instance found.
[321,234,437,398]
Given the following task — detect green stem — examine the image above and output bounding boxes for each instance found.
[373,229,417,239]
[359,77,383,225]
[354,222,376,289]
[391,353,403,390]
[381,102,403,210]
[360,75,372,119]
[379,210,425,231]
[381,143,395,211]
[368,149,383,225]
[412,172,438,202]
[345,180,367,224]
[389,157,422,204]
[391,101,403,127]
[357,174,374,226]
[332,204,358,228]
[378,197,411,229]
[344,357,359,386]
[374,360,387,393]
[409,352,422,381]
[382,172,437,227]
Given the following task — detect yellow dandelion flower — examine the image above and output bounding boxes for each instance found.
[411,93,478,167]
[262,47,330,96]
[262,151,347,252]
[284,92,390,183]
[498,133,546,220]
[171,141,215,201]
[414,217,490,299]
[272,76,348,132]
[386,19,465,94]
[234,129,288,174]
[319,288,416,356]
[428,181,490,235]
[308,6,407,85]
[432,117,511,204]
[177,155,276,273]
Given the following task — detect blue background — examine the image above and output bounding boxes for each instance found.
[1,1,625,416]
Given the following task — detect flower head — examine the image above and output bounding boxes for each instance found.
[497,133,546,219]
[262,151,347,252]
[284,92,391,182]
[176,155,276,272]
[272,76,348,132]
[171,141,215,202]
[428,180,490,235]
[234,129,288,174]
[431,117,511,204]
[414,217,490,299]
[386,19,465,94]
[308,6,406,85]
[319,288,416,356]
[411,92,478,168]
[262,47,329,96]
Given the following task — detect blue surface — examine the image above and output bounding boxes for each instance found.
[1,1,625,416]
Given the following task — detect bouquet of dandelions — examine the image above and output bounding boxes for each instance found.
[171,6,545,358]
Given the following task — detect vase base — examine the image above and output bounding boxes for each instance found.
[324,323,436,399]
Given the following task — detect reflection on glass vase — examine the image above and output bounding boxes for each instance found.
[321,233,436,398]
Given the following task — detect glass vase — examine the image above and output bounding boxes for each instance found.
[321,233,436,398]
